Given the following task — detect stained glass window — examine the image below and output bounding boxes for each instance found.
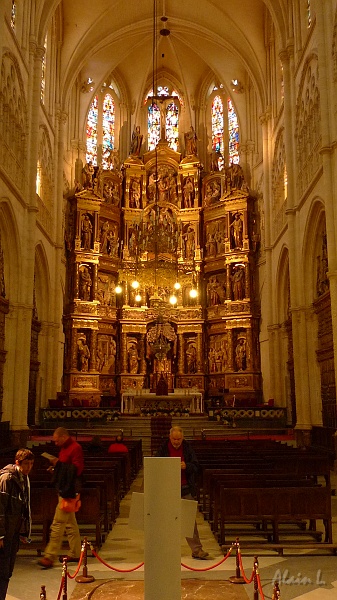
[211,95,225,170]
[166,102,179,152]
[86,95,99,166]
[11,1,16,30]
[228,98,240,164]
[102,94,115,169]
[41,35,47,103]
[148,103,160,151]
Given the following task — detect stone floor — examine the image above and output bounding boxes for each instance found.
[7,468,337,600]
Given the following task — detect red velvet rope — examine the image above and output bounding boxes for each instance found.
[56,576,65,600]
[257,572,266,599]
[91,546,144,572]
[238,552,255,584]
[66,551,84,579]
[181,545,233,571]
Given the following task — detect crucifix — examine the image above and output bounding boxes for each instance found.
[151,94,178,142]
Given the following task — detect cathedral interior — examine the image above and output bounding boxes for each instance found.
[0,0,337,452]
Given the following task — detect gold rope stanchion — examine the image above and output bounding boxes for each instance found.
[228,538,245,584]
[272,580,280,599]
[61,558,68,600]
[253,556,259,600]
[76,538,95,583]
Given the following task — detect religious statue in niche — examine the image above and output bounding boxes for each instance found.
[129,177,141,209]
[79,265,92,301]
[130,125,143,157]
[82,161,95,189]
[157,171,170,203]
[147,172,156,202]
[103,180,120,206]
[186,341,197,374]
[184,126,198,156]
[208,335,228,373]
[77,334,90,372]
[97,335,116,374]
[100,220,110,254]
[97,273,115,306]
[207,275,225,306]
[182,224,195,260]
[225,163,246,192]
[128,341,140,374]
[182,176,195,208]
[168,172,178,204]
[204,179,221,206]
[235,336,247,371]
[231,265,245,301]
[81,213,93,250]
[230,212,244,249]
[205,220,225,257]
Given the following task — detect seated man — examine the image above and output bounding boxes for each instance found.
[108,435,128,453]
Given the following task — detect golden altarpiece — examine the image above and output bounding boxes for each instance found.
[62,139,261,411]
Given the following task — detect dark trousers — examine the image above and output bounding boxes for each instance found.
[0,534,20,600]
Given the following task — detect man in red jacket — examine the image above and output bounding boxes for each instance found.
[38,427,84,569]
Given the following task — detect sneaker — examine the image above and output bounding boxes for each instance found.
[59,556,80,564]
[192,549,209,560]
[38,557,53,569]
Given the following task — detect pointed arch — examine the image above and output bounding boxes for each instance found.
[0,198,21,303]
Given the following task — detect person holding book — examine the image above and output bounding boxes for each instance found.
[38,427,84,569]
[0,448,35,600]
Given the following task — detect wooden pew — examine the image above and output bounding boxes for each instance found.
[216,485,332,547]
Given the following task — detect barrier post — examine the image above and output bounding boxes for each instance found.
[76,538,95,583]
[61,558,68,600]
[272,581,281,599]
[229,538,245,584]
[253,556,259,600]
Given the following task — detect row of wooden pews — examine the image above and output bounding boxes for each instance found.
[0,438,142,553]
[190,438,335,552]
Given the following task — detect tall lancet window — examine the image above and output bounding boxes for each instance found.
[41,35,47,103]
[146,87,182,151]
[102,93,115,169]
[166,102,179,152]
[228,98,240,164]
[211,95,225,170]
[148,103,161,151]
[86,95,99,165]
